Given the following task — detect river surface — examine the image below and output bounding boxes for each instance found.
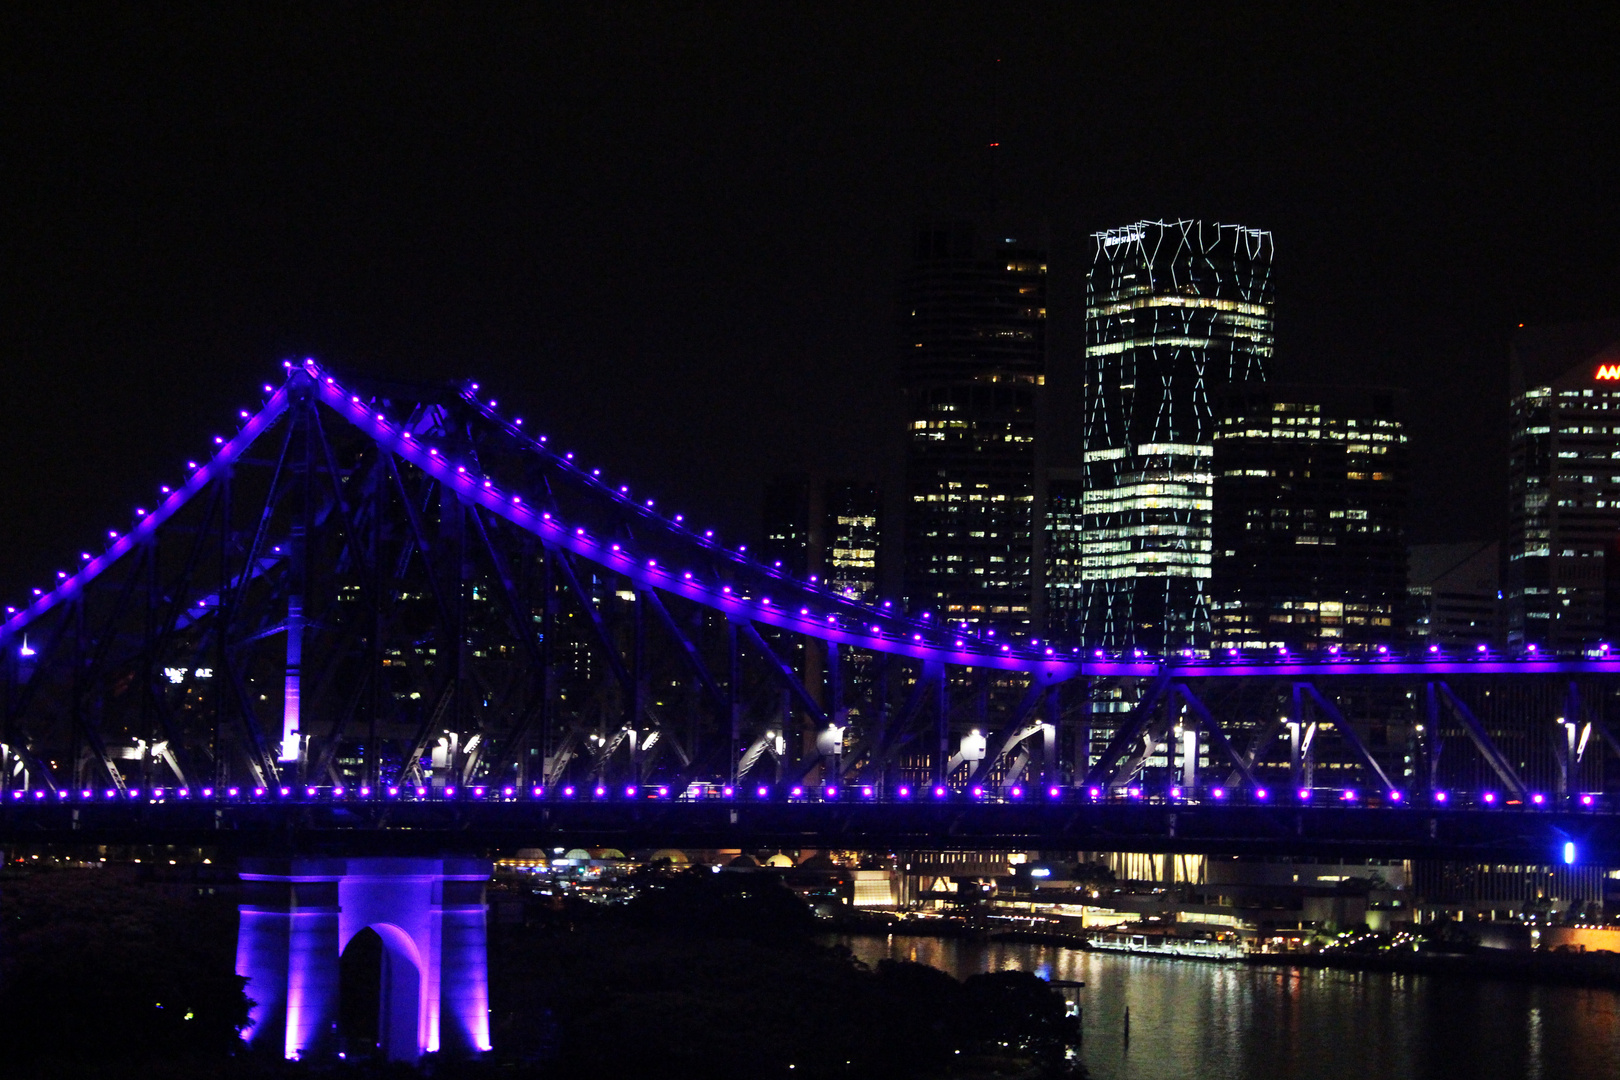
[831,934,1620,1080]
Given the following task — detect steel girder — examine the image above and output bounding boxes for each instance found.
[3,361,1620,800]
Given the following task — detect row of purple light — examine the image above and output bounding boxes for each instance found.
[297,362,1078,673]
[1,384,292,640]
[2,782,1603,809]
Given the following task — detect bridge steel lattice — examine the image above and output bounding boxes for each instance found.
[1,360,1619,812]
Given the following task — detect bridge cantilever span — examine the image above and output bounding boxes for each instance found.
[1,360,1618,809]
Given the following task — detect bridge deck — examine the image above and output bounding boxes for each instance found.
[1,800,1612,864]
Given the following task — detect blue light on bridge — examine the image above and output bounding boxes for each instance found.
[1564,841,1577,864]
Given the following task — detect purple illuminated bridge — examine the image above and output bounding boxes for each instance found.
[3,359,1620,817]
[3,360,1620,1056]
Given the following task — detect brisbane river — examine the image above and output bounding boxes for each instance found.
[832,934,1620,1080]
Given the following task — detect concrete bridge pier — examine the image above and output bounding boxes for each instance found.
[236,855,492,1062]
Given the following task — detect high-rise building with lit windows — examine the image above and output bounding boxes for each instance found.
[1505,320,1620,654]
[1210,383,1408,653]
[901,222,1047,625]
[762,473,882,603]
[1069,220,1274,652]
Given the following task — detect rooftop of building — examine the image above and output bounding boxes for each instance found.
[1509,318,1620,395]
[1215,381,1405,420]
[1408,541,1498,591]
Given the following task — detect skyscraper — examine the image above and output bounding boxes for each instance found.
[1069,220,1275,652]
[761,473,882,603]
[1210,383,1408,653]
[1505,319,1620,654]
[901,222,1047,625]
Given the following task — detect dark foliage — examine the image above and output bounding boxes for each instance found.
[0,865,252,1069]
[0,863,1078,1079]
[486,870,1081,1079]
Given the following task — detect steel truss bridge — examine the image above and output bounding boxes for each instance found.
[2,360,1620,859]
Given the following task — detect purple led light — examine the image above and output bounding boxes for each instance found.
[227,787,240,797]
[562,785,576,798]
[594,785,606,797]
[824,785,838,799]
[1582,793,1594,806]
[1298,788,1311,801]
[624,785,637,798]
[861,786,874,798]
[1389,790,1403,802]
[1483,791,1497,804]
[755,785,769,798]
[971,785,984,798]
[1087,786,1101,799]
[1532,793,1545,805]
[657,785,669,798]
[1170,785,1182,799]
[414,785,426,798]
[503,786,514,798]
[1212,787,1226,799]
[1434,791,1448,803]
[202,787,213,798]
[932,785,947,799]
[473,786,485,798]
[721,785,734,798]
[1009,785,1023,798]
[898,785,911,798]
[790,786,805,798]
[1255,788,1268,800]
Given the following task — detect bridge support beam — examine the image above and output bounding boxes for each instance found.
[237,856,492,1062]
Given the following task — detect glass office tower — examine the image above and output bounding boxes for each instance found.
[1210,383,1408,653]
[1505,320,1620,654]
[901,222,1047,625]
[1074,220,1274,652]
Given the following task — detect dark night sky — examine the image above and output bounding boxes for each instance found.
[2,4,1618,604]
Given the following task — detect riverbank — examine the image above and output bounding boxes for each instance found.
[828,910,1620,988]
[1253,947,1620,989]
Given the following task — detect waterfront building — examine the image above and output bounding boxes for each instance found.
[1070,219,1274,652]
[1210,383,1408,653]
[901,221,1046,626]
[1505,319,1620,654]
[761,473,882,603]
[1407,542,1500,648]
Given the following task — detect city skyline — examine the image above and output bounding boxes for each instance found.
[3,7,1619,610]
[5,12,1620,1078]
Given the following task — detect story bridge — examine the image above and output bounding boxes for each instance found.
[4,360,1620,1059]
[5,359,1619,816]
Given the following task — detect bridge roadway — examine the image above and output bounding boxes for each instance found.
[1,798,1614,864]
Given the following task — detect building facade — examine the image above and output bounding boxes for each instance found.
[1506,320,1620,654]
[901,221,1047,626]
[1407,542,1500,648]
[1069,220,1274,652]
[1209,383,1408,653]
[761,473,882,603]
